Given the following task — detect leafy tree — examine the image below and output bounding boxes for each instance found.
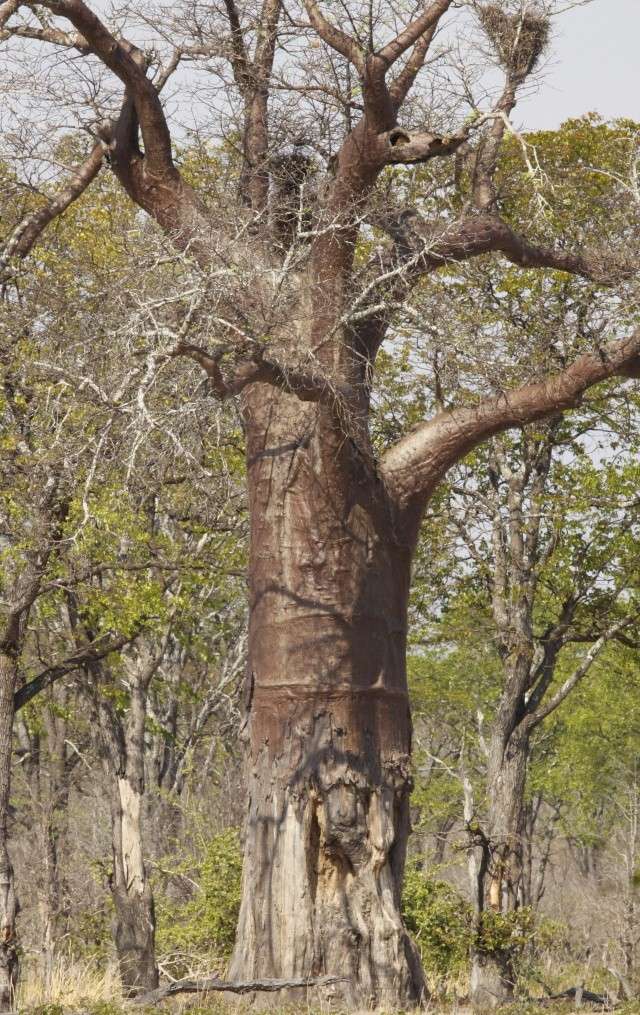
[1,171,247,998]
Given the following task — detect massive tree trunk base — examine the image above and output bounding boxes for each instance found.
[230,701,424,1010]
[470,951,514,1013]
[112,885,159,997]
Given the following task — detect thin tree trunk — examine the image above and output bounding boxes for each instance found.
[470,725,529,1012]
[40,816,60,986]
[229,394,424,1008]
[0,654,18,1012]
[38,700,75,982]
[82,647,159,996]
[110,774,158,996]
[100,675,158,996]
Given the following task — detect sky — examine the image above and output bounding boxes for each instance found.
[518,0,640,128]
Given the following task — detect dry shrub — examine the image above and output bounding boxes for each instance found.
[478,3,550,79]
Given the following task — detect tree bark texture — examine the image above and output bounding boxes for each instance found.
[110,774,158,996]
[0,654,18,1012]
[229,390,424,1008]
[470,725,530,1012]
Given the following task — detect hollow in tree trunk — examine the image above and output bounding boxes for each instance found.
[229,393,424,1009]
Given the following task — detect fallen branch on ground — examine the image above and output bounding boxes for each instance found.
[131,973,348,1005]
[536,985,616,1009]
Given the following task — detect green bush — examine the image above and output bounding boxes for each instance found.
[478,906,535,958]
[155,827,243,974]
[402,863,546,996]
[402,862,473,986]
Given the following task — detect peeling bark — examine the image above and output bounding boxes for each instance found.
[110,775,158,996]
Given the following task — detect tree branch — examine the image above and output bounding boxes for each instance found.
[40,0,175,179]
[527,614,637,729]
[353,210,634,360]
[0,0,19,28]
[171,342,353,406]
[0,19,89,48]
[223,0,252,95]
[381,330,640,507]
[133,974,347,1005]
[238,0,282,210]
[303,0,364,71]
[378,0,453,68]
[0,141,104,282]
[14,634,133,711]
[389,21,439,108]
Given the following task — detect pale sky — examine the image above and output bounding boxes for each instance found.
[518,0,640,128]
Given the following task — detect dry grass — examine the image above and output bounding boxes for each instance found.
[18,955,122,1008]
[16,958,640,1015]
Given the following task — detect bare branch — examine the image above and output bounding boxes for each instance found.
[527,614,637,728]
[354,210,633,360]
[39,0,175,178]
[14,634,134,711]
[0,141,104,282]
[378,0,453,68]
[133,974,347,1005]
[223,0,252,94]
[303,0,364,71]
[171,342,353,406]
[0,19,89,48]
[381,330,640,507]
[389,21,438,107]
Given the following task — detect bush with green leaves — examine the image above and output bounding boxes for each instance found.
[155,828,243,976]
[477,906,536,959]
[402,862,473,990]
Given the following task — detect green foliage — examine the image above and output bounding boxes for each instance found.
[155,828,243,974]
[534,642,640,847]
[402,863,540,991]
[402,863,473,985]
[478,907,535,959]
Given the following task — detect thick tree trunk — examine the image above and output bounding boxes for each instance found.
[0,654,18,1012]
[229,393,424,1008]
[470,725,529,1012]
[110,775,158,996]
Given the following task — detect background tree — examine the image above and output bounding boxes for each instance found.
[1,165,247,1001]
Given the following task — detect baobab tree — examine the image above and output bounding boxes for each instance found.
[2,0,640,1007]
